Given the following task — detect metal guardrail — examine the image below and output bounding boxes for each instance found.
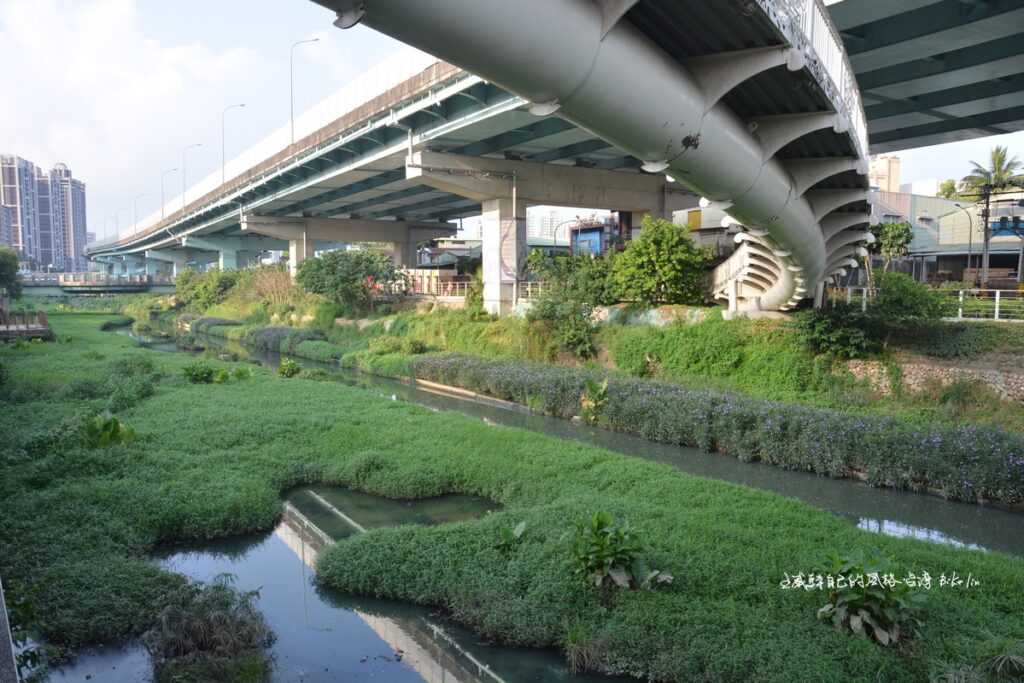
[57,273,175,286]
[770,0,869,157]
[828,286,1024,322]
[516,281,546,301]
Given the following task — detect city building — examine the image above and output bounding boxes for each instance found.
[0,155,88,271]
[0,155,39,260]
[51,163,89,271]
[868,154,901,192]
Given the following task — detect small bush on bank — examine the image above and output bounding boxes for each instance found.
[182,362,216,384]
[278,359,301,378]
[796,304,874,359]
[411,353,1024,505]
[571,511,672,591]
[142,574,274,683]
[816,550,925,648]
[83,412,137,448]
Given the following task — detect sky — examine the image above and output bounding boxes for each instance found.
[2,0,1023,244]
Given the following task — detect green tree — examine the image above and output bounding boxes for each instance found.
[936,179,959,200]
[0,246,22,299]
[525,250,617,358]
[873,271,942,325]
[960,145,1023,192]
[296,249,400,315]
[610,216,708,306]
[869,221,913,271]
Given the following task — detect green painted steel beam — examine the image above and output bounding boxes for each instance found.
[864,75,1024,120]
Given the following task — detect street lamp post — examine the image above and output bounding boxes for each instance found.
[133,193,145,235]
[290,38,320,145]
[222,103,246,186]
[182,143,203,211]
[161,168,178,220]
[954,202,975,286]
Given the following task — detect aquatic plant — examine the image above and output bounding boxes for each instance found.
[495,520,527,552]
[816,550,926,647]
[571,511,672,591]
[143,573,275,682]
[182,362,216,384]
[277,359,301,378]
[84,412,137,448]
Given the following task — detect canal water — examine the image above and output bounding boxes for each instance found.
[163,331,1024,557]
[52,486,628,682]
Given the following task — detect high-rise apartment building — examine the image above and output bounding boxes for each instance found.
[0,155,87,270]
[868,154,902,193]
[0,155,40,259]
[51,163,88,271]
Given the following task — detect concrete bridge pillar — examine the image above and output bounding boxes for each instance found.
[481,197,527,315]
[146,249,191,277]
[181,235,288,272]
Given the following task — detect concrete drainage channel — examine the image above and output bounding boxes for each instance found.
[49,485,632,683]
[163,330,1024,558]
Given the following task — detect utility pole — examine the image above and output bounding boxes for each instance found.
[980,183,993,287]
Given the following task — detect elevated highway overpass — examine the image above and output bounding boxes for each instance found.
[101,0,1019,312]
[830,0,1024,152]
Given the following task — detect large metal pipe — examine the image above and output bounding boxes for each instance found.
[320,0,836,308]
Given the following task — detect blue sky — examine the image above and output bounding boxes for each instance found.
[2,0,1022,243]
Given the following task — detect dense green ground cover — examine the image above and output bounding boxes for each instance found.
[2,314,1024,681]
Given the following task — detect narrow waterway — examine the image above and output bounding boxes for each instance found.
[51,486,629,682]
[155,330,1024,557]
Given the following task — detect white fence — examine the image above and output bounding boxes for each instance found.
[829,286,1024,322]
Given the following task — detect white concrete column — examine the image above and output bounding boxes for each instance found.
[219,250,239,270]
[289,236,316,277]
[145,259,160,276]
[390,241,417,268]
[481,197,527,315]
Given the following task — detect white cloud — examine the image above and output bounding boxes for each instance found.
[0,0,264,234]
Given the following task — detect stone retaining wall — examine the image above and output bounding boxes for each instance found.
[847,359,1024,403]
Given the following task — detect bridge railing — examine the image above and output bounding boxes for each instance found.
[57,273,175,287]
[827,286,1024,322]
[771,0,869,157]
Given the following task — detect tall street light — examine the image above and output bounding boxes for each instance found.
[222,103,246,186]
[182,143,203,211]
[954,202,975,285]
[133,193,145,235]
[290,38,320,145]
[161,168,178,219]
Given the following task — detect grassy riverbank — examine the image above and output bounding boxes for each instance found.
[2,313,1023,681]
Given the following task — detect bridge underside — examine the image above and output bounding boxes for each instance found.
[830,0,1024,152]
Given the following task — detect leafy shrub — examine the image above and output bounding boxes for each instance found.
[495,521,527,553]
[106,375,155,412]
[182,362,216,384]
[465,266,485,318]
[64,378,107,400]
[142,574,274,683]
[410,353,1024,505]
[873,272,943,325]
[526,249,618,358]
[796,304,874,359]
[611,216,708,305]
[232,367,252,380]
[212,369,231,384]
[368,336,404,355]
[571,511,672,590]
[400,337,428,355]
[296,249,401,316]
[175,268,242,312]
[84,413,137,448]
[817,550,925,647]
[580,378,608,424]
[278,359,301,378]
[0,360,6,386]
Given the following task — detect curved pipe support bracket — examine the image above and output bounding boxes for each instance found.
[686,46,790,112]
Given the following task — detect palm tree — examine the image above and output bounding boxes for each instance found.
[960,145,1023,192]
